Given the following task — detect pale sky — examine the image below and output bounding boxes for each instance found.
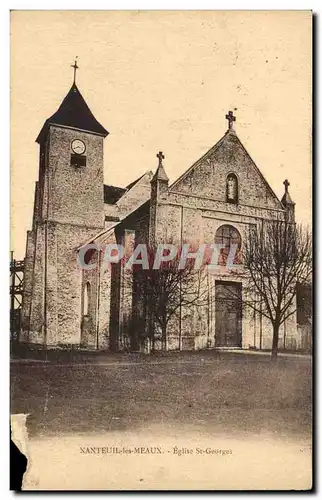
[11,10,312,258]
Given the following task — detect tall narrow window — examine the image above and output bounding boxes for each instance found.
[226,173,238,204]
[83,282,90,316]
[215,224,242,266]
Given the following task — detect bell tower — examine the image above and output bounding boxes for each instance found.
[22,64,109,347]
[35,73,108,228]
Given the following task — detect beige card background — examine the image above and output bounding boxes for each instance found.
[10,10,312,490]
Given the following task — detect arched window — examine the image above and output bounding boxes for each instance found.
[215,224,242,266]
[83,282,91,316]
[226,173,238,204]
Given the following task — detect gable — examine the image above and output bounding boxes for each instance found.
[116,171,153,218]
[103,171,153,225]
[170,132,283,211]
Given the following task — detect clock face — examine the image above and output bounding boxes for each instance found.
[71,139,86,155]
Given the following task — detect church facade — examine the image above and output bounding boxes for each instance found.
[21,78,302,352]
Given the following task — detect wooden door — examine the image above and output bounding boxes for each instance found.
[215,281,242,347]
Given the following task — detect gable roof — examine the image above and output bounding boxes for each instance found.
[77,198,151,250]
[125,173,147,190]
[36,83,109,143]
[103,171,153,206]
[118,199,151,227]
[170,129,284,209]
[104,185,127,205]
[78,221,121,250]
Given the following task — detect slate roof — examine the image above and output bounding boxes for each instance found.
[36,83,108,143]
[103,185,127,205]
[103,172,153,205]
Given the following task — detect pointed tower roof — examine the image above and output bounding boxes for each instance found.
[152,151,169,182]
[152,164,169,182]
[281,179,295,207]
[36,83,109,143]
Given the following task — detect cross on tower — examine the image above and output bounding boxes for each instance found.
[71,57,79,84]
[157,151,165,166]
[225,110,236,130]
[283,179,290,192]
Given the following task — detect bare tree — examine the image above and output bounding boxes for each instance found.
[238,220,312,360]
[125,245,209,351]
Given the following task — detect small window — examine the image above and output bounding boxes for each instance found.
[83,282,90,316]
[226,173,238,204]
[71,154,86,168]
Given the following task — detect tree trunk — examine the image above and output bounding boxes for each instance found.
[161,324,167,351]
[271,323,280,361]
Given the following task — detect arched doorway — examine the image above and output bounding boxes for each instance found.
[214,225,242,347]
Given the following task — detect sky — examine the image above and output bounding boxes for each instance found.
[11,10,312,259]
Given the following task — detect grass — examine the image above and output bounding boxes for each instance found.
[11,351,312,441]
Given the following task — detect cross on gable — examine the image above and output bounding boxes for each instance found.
[283,179,290,192]
[71,57,79,84]
[225,110,236,130]
[157,151,165,166]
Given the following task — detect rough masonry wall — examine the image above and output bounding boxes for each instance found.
[97,231,118,349]
[170,132,283,211]
[21,230,36,340]
[47,126,105,229]
[152,203,182,244]
[97,258,112,349]
[146,130,292,351]
[81,249,99,348]
[24,121,107,347]
[28,224,45,344]
[26,222,104,347]
[54,223,101,346]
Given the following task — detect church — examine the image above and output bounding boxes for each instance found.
[21,72,302,352]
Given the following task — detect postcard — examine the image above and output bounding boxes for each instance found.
[10,10,312,491]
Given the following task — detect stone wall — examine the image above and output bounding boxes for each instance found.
[142,131,298,352]
[20,230,36,341]
[27,224,45,344]
[22,122,106,347]
[171,131,283,212]
[46,125,105,229]
[22,120,300,353]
